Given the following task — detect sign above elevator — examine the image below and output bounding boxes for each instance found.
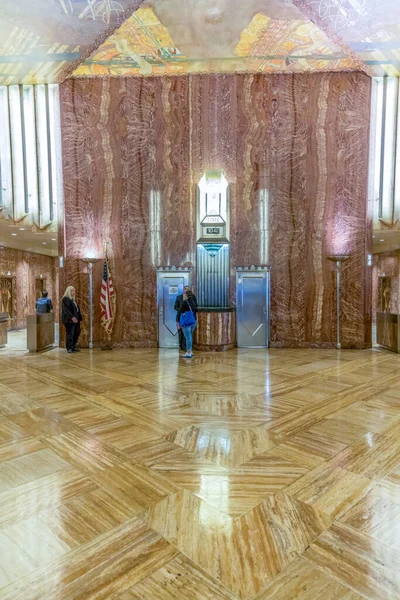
[197,170,229,243]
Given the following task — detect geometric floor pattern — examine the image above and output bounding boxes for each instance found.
[1,342,400,599]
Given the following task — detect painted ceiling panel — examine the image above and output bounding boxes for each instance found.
[73,0,361,77]
[292,0,400,76]
[2,0,399,81]
[0,0,145,85]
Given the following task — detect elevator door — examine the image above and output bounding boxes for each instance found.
[157,271,190,348]
[236,270,270,348]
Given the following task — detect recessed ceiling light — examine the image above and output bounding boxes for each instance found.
[19,227,24,230]
[51,238,56,241]
[380,239,385,242]
[372,235,375,238]
[42,242,47,245]
[11,233,17,236]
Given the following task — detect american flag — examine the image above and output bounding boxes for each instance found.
[100,255,116,335]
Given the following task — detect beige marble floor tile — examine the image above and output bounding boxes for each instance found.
[9,407,75,437]
[121,554,237,599]
[272,430,347,466]
[0,417,29,444]
[42,429,127,473]
[0,437,45,463]
[167,423,275,469]
[254,556,363,599]
[0,517,178,600]
[147,489,331,598]
[340,490,400,552]
[0,467,97,528]
[374,465,400,504]
[91,461,178,512]
[326,401,400,434]
[0,392,40,416]
[0,448,71,493]
[331,432,400,481]
[307,418,374,445]
[0,516,72,587]
[0,347,399,598]
[306,522,400,600]
[152,449,309,517]
[286,462,373,518]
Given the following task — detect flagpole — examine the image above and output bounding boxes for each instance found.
[101,243,114,351]
[88,262,93,349]
[83,257,100,349]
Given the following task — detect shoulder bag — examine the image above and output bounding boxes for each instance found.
[180,300,197,327]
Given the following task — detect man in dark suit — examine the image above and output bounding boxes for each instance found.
[174,286,198,350]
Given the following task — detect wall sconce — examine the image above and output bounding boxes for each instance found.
[39,274,43,279]
[6,271,11,277]
[327,255,350,349]
[83,258,101,349]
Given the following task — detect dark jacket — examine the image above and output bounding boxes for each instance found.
[36,297,53,314]
[177,297,197,323]
[62,296,83,325]
[174,293,198,322]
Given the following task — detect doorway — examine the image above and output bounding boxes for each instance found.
[236,268,270,348]
[36,278,46,300]
[157,270,190,348]
[0,277,14,330]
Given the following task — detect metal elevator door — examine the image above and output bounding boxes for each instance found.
[157,271,190,348]
[236,269,270,348]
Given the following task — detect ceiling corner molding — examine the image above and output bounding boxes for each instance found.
[59,0,147,83]
[290,0,374,77]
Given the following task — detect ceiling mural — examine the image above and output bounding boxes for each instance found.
[73,0,361,77]
[0,0,145,85]
[1,0,400,81]
[292,0,400,75]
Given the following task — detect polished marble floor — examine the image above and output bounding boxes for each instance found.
[0,344,400,599]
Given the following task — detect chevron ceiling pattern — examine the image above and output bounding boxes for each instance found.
[0,0,399,84]
[1,343,400,598]
[0,0,145,85]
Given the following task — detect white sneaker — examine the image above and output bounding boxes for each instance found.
[182,352,193,358]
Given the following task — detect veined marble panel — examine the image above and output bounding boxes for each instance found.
[60,73,371,348]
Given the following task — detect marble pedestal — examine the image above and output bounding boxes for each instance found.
[27,313,55,353]
[0,312,7,348]
[194,308,236,352]
[376,312,400,353]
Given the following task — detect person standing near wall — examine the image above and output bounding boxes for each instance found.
[175,286,197,351]
[62,285,83,353]
[177,290,197,359]
[36,290,53,314]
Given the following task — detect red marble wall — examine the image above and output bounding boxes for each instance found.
[60,72,372,348]
[0,247,58,329]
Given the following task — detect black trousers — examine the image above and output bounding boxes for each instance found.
[65,322,81,351]
[178,326,186,350]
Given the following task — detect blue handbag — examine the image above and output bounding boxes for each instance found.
[180,300,196,327]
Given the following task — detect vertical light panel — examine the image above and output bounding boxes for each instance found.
[8,85,26,220]
[150,189,161,267]
[0,83,61,227]
[0,87,12,213]
[22,85,39,223]
[35,84,52,227]
[48,84,63,224]
[394,81,400,224]
[368,78,383,220]
[259,189,269,264]
[381,77,398,220]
